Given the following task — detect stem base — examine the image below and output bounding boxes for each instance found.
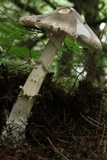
[1,121,26,149]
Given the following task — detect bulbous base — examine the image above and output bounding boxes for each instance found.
[1,121,27,149]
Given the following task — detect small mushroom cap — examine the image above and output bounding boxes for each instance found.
[19,7,102,50]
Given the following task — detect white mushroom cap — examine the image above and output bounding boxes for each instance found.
[19,7,102,50]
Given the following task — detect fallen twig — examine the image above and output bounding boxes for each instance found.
[47,137,69,160]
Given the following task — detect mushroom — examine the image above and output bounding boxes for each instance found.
[1,6,102,148]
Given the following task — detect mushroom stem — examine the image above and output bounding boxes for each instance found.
[1,32,65,148]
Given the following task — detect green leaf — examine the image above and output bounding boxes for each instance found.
[9,45,40,59]
[64,37,87,54]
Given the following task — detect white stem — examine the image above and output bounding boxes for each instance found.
[1,32,65,148]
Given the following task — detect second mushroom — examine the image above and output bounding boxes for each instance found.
[1,6,102,148]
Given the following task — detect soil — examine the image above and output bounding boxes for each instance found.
[0,65,107,160]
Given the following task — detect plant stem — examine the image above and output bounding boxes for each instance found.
[1,32,65,148]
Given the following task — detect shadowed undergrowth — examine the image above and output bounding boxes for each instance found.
[0,65,107,160]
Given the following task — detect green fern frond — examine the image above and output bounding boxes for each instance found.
[0,20,29,46]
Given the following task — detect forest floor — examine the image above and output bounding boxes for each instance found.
[0,65,107,160]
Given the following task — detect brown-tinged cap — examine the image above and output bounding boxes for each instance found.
[19,7,102,50]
